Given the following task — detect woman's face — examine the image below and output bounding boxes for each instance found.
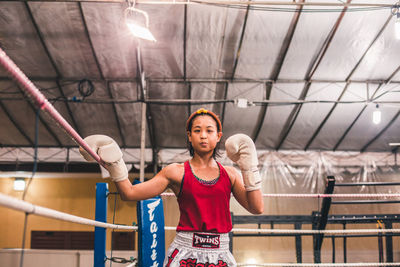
[188,115,222,155]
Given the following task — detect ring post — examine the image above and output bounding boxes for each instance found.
[94,183,108,267]
[136,182,165,267]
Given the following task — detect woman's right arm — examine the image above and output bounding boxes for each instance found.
[79,135,179,201]
[115,165,174,201]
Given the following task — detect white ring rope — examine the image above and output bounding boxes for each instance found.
[1,193,400,235]
[0,193,137,230]
[238,264,400,267]
[161,192,400,198]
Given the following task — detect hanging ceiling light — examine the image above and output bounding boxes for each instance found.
[392,2,400,39]
[395,13,400,40]
[125,5,156,42]
[372,104,381,125]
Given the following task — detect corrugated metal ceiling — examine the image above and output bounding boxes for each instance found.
[1,0,400,167]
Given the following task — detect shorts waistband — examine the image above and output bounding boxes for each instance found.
[174,231,230,250]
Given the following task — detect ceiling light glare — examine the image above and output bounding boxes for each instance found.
[126,22,156,42]
[372,104,381,125]
[246,258,257,265]
[125,7,156,42]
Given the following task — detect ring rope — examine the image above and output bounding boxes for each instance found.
[230,227,400,234]
[3,194,400,267]
[1,193,400,235]
[0,193,137,230]
[237,263,400,266]
[161,193,400,198]
[0,47,104,166]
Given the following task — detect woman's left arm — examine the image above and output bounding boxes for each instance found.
[227,166,264,214]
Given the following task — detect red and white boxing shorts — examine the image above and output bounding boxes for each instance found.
[164,231,236,267]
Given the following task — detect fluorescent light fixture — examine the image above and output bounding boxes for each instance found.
[13,178,26,191]
[125,7,156,42]
[372,104,381,125]
[396,13,400,39]
[389,143,400,146]
[393,2,400,39]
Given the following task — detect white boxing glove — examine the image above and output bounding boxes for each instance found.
[79,135,128,182]
[225,134,261,191]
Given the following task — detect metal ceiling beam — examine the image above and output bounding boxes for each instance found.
[14,3,82,146]
[361,110,400,152]
[252,81,272,138]
[275,82,310,150]
[304,82,349,150]
[4,0,393,7]
[369,65,400,104]
[309,14,393,151]
[145,101,157,171]
[253,0,303,142]
[332,84,382,151]
[212,7,229,126]
[275,1,351,150]
[333,61,400,151]
[21,3,63,146]
[357,64,400,152]
[1,76,399,84]
[183,4,191,119]
[187,82,192,115]
[205,3,249,136]
[209,6,228,128]
[24,2,60,77]
[137,46,157,167]
[183,4,188,81]
[0,100,34,146]
[6,96,400,105]
[251,80,270,139]
[136,45,156,176]
[148,78,400,84]
[78,2,103,78]
[55,80,82,136]
[78,2,126,146]
[224,3,251,137]
[106,81,126,145]
[230,5,250,80]
[218,82,229,128]
[19,90,63,146]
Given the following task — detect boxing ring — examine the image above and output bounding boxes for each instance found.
[2,189,400,266]
[2,46,400,266]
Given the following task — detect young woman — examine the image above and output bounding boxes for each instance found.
[80,108,264,267]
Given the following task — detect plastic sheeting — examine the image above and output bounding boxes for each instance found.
[159,148,400,217]
[230,150,400,216]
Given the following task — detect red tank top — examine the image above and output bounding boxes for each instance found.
[176,161,233,233]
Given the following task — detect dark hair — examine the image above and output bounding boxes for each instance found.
[186,113,222,159]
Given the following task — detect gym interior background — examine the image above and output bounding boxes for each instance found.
[1,0,400,266]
